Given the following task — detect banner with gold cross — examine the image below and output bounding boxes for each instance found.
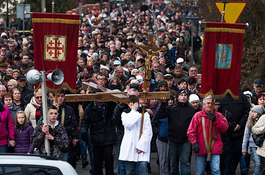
[200,22,245,99]
[32,13,80,93]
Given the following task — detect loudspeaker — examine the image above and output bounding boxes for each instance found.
[47,69,64,85]
[158,26,165,32]
[26,69,42,85]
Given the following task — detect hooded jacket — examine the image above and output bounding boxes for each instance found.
[14,122,34,153]
[31,120,69,159]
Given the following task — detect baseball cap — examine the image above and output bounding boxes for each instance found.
[254,79,263,87]
[113,60,121,66]
[17,74,26,81]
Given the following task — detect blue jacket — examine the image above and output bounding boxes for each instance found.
[151,107,168,143]
[169,47,177,64]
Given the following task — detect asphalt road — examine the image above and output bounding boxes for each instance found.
[75,153,254,175]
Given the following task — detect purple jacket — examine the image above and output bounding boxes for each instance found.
[0,105,15,146]
[15,122,34,153]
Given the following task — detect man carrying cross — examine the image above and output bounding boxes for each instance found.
[81,72,117,175]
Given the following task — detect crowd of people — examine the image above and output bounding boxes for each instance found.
[0,0,264,175]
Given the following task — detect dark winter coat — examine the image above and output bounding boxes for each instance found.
[18,86,33,100]
[221,92,250,137]
[31,120,69,159]
[15,122,34,154]
[219,108,236,155]
[156,101,196,144]
[189,35,202,52]
[81,102,117,146]
[112,103,130,146]
[10,21,18,30]
[57,103,79,140]
[176,41,189,56]
[38,103,78,153]
[9,104,21,123]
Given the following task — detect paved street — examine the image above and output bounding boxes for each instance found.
[75,153,254,175]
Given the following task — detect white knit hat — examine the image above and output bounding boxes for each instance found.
[189,94,200,103]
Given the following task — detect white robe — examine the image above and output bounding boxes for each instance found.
[119,110,153,162]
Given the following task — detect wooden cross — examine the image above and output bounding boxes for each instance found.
[134,34,167,138]
[64,82,170,103]
[64,34,168,138]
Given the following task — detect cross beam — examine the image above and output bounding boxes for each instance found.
[64,82,170,103]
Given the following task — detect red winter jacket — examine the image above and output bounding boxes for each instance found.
[0,106,15,146]
[187,108,228,155]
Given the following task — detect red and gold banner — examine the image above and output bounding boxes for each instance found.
[32,13,80,93]
[200,22,245,99]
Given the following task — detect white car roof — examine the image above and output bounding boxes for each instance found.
[0,154,77,175]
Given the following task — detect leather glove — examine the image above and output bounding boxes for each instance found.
[192,142,200,153]
[207,113,217,122]
[81,132,88,142]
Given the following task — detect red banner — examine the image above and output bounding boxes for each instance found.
[200,22,245,99]
[32,13,80,93]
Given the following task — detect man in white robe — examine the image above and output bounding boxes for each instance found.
[119,95,153,175]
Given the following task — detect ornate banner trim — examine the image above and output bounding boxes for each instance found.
[35,82,76,94]
[205,27,245,34]
[32,18,80,25]
[199,89,239,100]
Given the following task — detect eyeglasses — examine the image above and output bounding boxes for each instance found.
[97,78,105,81]
[0,90,6,93]
[35,96,42,99]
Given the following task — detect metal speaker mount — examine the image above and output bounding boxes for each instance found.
[26,69,42,85]
[47,69,64,85]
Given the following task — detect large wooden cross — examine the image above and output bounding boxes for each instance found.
[64,34,169,137]
[65,34,169,103]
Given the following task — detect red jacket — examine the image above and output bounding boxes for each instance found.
[187,108,228,155]
[0,106,15,146]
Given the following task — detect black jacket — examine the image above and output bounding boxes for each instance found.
[221,92,250,137]
[57,103,79,140]
[112,103,130,146]
[81,102,117,146]
[219,108,236,155]
[19,86,33,100]
[157,101,196,144]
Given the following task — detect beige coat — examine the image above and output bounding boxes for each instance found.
[252,114,265,157]
[24,97,41,128]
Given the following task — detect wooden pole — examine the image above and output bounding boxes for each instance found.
[52,0,55,13]
[207,95,214,161]
[221,0,228,23]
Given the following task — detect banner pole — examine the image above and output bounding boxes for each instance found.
[41,71,50,156]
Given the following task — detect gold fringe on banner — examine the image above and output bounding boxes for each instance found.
[199,89,239,100]
[35,82,76,94]
[205,27,245,34]
[32,18,80,25]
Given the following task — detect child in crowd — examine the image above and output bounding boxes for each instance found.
[119,95,153,175]
[242,105,264,175]
[14,111,34,154]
